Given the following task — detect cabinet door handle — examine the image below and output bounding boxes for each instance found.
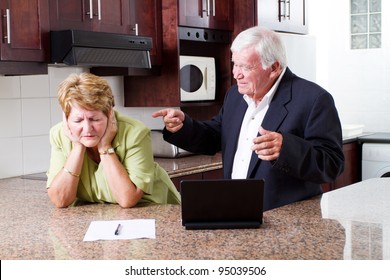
[86,0,100,19]
[278,0,283,21]
[278,0,290,21]
[97,0,101,20]
[286,0,291,20]
[132,23,139,36]
[86,0,93,19]
[202,0,210,16]
[212,0,215,17]
[3,9,11,44]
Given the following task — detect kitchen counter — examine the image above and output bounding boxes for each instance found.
[156,135,361,178]
[1,176,389,260]
[155,153,222,178]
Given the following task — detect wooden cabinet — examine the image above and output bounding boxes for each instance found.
[50,0,161,66]
[256,0,308,34]
[124,0,180,107]
[178,0,234,31]
[321,141,360,192]
[124,0,232,108]
[0,0,49,62]
[49,0,129,33]
[129,0,162,65]
[124,0,255,114]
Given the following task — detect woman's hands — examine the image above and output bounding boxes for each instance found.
[62,109,117,151]
[98,109,118,152]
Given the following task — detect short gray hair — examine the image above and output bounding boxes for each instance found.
[231,26,287,69]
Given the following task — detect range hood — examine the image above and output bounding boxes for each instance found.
[50,30,152,68]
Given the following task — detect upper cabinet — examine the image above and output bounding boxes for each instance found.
[256,0,308,34]
[49,0,161,65]
[123,0,255,115]
[178,0,234,31]
[0,0,50,62]
[128,0,162,65]
[49,0,129,33]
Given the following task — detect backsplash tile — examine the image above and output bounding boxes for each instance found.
[48,66,88,97]
[21,99,51,137]
[0,138,23,178]
[50,97,62,127]
[0,76,20,99]
[0,99,22,138]
[21,75,50,98]
[22,135,50,175]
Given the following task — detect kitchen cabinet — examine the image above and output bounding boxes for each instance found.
[49,0,129,34]
[124,0,180,107]
[321,141,360,192]
[50,0,161,66]
[124,0,254,113]
[178,0,234,31]
[0,0,49,62]
[124,0,231,108]
[129,0,162,65]
[256,0,308,34]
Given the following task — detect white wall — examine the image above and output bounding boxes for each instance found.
[308,0,390,132]
[0,67,165,179]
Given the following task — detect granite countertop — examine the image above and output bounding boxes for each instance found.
[157,135,361,178]
[155,153,222,178]
[1,176,389,260]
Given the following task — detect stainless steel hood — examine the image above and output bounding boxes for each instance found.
[50,30,152,68]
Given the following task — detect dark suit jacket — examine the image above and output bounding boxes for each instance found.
[164,67,345,211]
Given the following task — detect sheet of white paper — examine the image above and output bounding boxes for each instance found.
[83,219,156,241]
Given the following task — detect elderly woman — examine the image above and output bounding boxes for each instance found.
[47,72,180,208]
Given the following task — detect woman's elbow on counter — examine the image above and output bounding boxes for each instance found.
[116,199,138,209]
[47,187,74,208]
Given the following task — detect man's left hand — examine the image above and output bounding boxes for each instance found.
[252,126,283,161]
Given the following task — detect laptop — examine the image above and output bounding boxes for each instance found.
[180,179,264,230]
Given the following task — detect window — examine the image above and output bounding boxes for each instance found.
[350,0,381,49]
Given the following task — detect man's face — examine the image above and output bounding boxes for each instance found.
[232,47,275,100]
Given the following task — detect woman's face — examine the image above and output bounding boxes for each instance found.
[67,104,108,148]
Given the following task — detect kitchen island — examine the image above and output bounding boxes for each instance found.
[1,176,389,260]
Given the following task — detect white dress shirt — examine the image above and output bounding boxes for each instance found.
[231,68,286,179]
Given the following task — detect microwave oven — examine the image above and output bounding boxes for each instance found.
[179,55,216,102]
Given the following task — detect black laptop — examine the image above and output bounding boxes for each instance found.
[180,179,264,230]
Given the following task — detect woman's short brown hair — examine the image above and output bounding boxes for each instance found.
[58,72,115,118]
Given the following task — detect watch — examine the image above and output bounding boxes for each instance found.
[99,147,115,155]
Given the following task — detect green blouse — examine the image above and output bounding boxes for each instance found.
[46,111,180,205]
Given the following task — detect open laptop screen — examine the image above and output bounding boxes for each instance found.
[180,179,264,230]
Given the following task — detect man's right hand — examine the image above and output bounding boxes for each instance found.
[152,108,185,133]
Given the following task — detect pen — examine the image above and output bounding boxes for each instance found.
[114,223,121,235]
